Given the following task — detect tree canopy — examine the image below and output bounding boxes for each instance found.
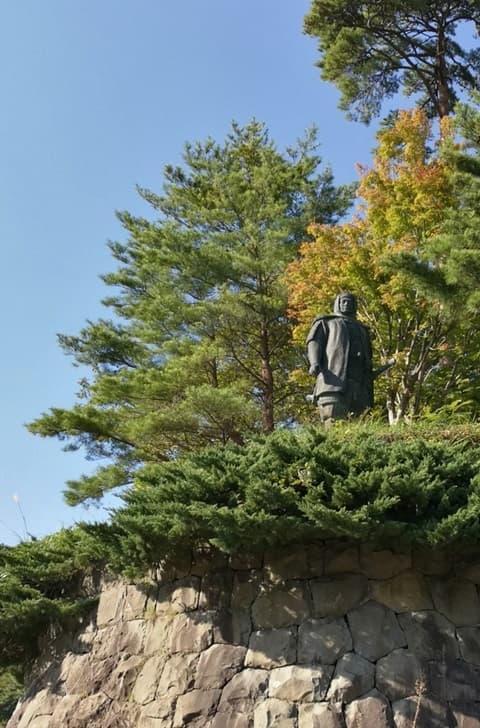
[29,121,352,506]
[287,108,480,422]
[304,0,480,122]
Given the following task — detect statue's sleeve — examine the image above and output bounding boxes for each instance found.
[306,319,327,369]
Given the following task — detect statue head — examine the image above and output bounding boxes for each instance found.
[333,292,357,318]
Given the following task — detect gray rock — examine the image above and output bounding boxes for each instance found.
[96,583,125,627]
[360,547,411,579]
[252,583,310,629]
[306,543,325,577]
[132,655,167,705]
[194,644,246,689]
[324,544,360,574]
[144,615,171,655]
[311,575,368,618]
[219,668,269,713]
[427,658,480,702]
[245,627,296,669]
[413,548,451,576]
[168,612,213,653]
[104,654,144,701]
[157,653,199,697]
[430,577,480,626]
[376,649,425,702]
[173,689,221,726]
[253,698,296,728]
[458,626,480,666]
[327,652,375,702]
[269,665,332,701]
[370,571,433,612]
[392,696,450,728]
[450,701,480,727]
[298,617,352,664]
[230,552,263,570]
[93,619,145,659]
[210,711,249,728]
[298,702,345,728]
[264,546,310,582]
[124,584,149,620]
[347,601,406,661]
[231,570,262,609]
[139,697,176,727]
[398,610,459,661]
[459,563,480,585]
[213,608,252,647]
[345,689,392,728]
[199,570,233,610]
[156,577,200,613]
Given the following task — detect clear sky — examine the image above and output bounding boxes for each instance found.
[0,0,390,544]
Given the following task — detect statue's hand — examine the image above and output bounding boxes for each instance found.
[309,364,320,376]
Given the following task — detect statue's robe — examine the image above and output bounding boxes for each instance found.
[306,315,374,411]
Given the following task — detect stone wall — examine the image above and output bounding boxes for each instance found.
[7,542,480,727]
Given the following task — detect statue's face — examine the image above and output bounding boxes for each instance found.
[335,294,357,317]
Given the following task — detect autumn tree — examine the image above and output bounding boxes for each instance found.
[29,121,352,505]
[304,1,480,122]
[287,108,480,423]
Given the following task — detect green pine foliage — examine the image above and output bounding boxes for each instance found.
[103,423,480,572]
[0,670,22,727]
[304,1,480,122]
[28,121,353,506]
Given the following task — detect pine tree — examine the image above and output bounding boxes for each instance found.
[29,121,352,505]
[304,1,480,122]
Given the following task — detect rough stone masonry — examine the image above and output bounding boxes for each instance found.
[7,541,480,727]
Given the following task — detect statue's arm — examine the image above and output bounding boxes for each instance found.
[306,320,326,376]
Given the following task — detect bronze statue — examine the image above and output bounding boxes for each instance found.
[306,292,392,423]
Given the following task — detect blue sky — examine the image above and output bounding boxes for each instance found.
[0,1,403,543]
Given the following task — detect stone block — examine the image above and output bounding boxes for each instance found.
[264,545,310,582]
[347,600,406,661]
[427,658,480,702]
[230,552,263,570]
[413,548,451,576]
[458,626,480,666]
[168,612,213,653]
[219,668,269,713]
[211,711,249,728]
[345,689,392,728]
[459,563,480,585]
[156,577,200,614]
[93,619,146,659]
[269,665,332,702]
[360,547,411,579]
[96,583,125,627]
[253,698,296,728]
[191,548,228,575]
[173,689,221,726]
[430,577,480,626]
[194,644,246,689]
[306,542,325,577]
[450,701,480,727]
[252,583,310,629]
[155,551,191,583]
[231,570,262,609]
[298,702,345,728]
[398,610,459,661]
[157,653,199,697]
[214,608,252,647]
[15,690,59,728]
[392,696,450,728]
[124,584,149,620]
[376,648,425,702]
[311,575,368,618]
[132,655,166,705]
[370,570,433,612]
[245,627,296,669]
[199,570,233,610]
[324,544,360,574]
[297,617,352,664]
[144,616,171,655]
[327,652,375,702]
[104,654,144,701]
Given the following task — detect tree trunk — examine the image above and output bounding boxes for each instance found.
[436,25,451,118]
[260,325,275,432]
